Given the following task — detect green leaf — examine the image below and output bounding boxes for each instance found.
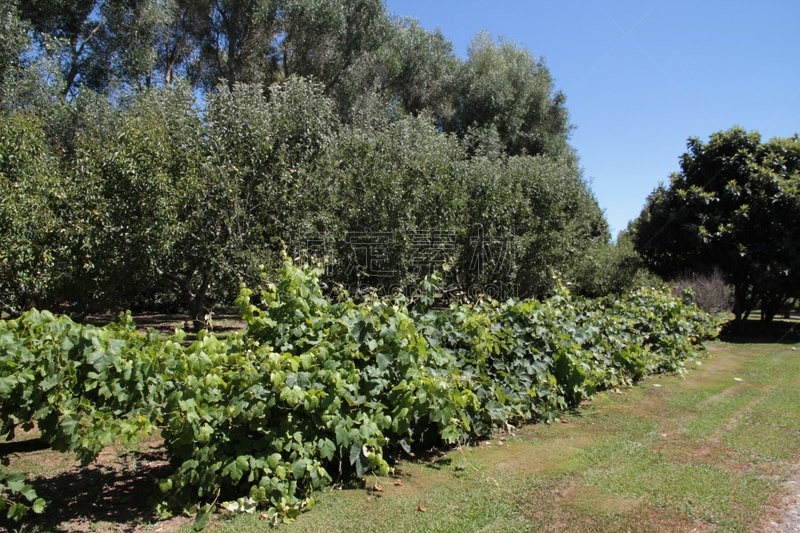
[7,502,26,521]
[20,485,37,502]
[193,503,215,530]
[376,352,391,370]
[318,439,336,461]
[0,375,17,395]
[291,458,308,480]
[32,498,46,514]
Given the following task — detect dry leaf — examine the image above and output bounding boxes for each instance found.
[417,505,426,512]
[394,479,403,486]
[372,484,384,492]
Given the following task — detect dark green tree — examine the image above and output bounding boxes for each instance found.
[18,0,103,96]
[186,0,281,92]
[633,127,800,323]
[154,78,339,329]
[460,153,608,296]
[321,97,467,290]
[279,0,388,116]
[49,86,201,315]
[371,17,458,119]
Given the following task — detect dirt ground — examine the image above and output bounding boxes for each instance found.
[1,432,193,532]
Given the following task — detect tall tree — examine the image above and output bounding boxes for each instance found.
[632,127,800,323]
[279,0,388,115]
[372,17,458,119]
[88,0,173,91]
[447,32,572,159]
[18,0,103,96]
[186,0,280,92]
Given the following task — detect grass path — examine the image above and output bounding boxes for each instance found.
[207,340,800,532]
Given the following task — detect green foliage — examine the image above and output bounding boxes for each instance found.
[0,0,28,85]
[2,0,618,316]
[324,104,467,288]
[49,85,203,314]
[0,260,718,525]
[373,18,458,118]
[0,310,168,460]
[571,231,662,298]
[0,470,45,521]
[280,0,388,113]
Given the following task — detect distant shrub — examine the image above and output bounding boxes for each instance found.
[671,269,732,314]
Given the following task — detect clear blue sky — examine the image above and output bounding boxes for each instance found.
[385,0,800,238]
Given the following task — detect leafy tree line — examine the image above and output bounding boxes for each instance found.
[631,127,800,324]
[0,0,645,325]
[7,0,573,160]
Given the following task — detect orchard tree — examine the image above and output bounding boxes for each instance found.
[51,86,203,316]
[460,153,608,296]
[153,78,339,330]
[633,127,800,323]
[323,97,468,290]
[0,112,61,314]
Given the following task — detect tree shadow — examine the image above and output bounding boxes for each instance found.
[0,447,177,532]
[0,438,49,455]
[718,318,800,344]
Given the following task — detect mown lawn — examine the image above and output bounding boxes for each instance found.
[3,338,798,532]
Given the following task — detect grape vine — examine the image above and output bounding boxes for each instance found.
[0,259,719,525]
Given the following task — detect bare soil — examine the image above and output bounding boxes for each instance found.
[0,432,192,533]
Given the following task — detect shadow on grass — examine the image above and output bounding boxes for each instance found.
[0,448,174,532]
[718,318,800,344]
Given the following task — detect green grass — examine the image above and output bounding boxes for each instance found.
[202,340,800,532]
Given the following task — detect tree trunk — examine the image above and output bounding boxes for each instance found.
[760,294,787,325]
[188,274,209,333]
[732,283,752,324]
[157,268,211,332]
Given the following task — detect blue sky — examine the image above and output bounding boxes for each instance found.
[384,0,800,238]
